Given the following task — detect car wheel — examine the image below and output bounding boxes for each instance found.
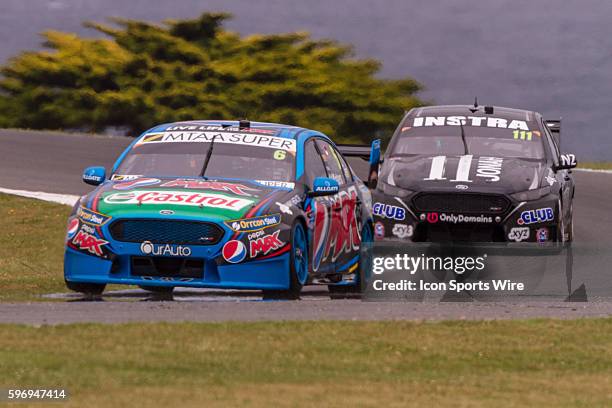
[328,223,373,297]
[263,221,308,300]
[138,285,175,294]
[65,280,106,295]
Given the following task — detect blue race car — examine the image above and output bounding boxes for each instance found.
[64,120,376,298]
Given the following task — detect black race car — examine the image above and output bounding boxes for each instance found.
[369,104,577,243]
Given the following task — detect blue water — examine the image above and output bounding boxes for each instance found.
[1,0,611,160]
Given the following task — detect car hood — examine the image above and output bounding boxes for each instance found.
[82,177,292,222]
[380,155,548,194]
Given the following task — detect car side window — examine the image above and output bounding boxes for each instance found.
[337,151,354,183]
[542,122,560,165]
[315,140,346,185]
[304,140,328,186]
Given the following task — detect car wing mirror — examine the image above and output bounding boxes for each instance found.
[82,166,106,186]
[554,153,577,171]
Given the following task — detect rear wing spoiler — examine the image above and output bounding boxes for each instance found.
[336,140,381,187]
[336,144,372,160]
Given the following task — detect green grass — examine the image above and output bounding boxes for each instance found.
[1,320,612,407]
[578,162,612,170]
[0,194,71,300]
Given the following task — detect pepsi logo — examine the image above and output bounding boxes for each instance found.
[222,240,247,264]
[113,177,160,190]
[66,218,79,240]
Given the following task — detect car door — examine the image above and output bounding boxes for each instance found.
[542,122,574,220]
[303,139,336,274]
[314,139,361,274]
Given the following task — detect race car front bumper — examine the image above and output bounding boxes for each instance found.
[64,246,292,290]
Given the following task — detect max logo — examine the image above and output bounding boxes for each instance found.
[250,230,285,257]
[426,213,439,223]
[312,187,361,272]
[72,230,108,256]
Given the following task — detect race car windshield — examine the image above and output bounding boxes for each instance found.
[389,126,546,159]
[115,142,296,181]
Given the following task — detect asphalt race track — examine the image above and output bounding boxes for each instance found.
[1,129,612,324]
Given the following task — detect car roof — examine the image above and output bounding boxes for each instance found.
[145,120,323,141]
[407,105,541,122]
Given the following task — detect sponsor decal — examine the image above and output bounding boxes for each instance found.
[66,218,79,240]
[225,214,282,233]
[276,202,293,215]
[140,241,192,257]
[392,224,413,239]
[254,180,295,189]
[425,155,503,183]
[374,222,385,239]
[518,207,554,225]
[111,174,141,181]
[372,203,406,220]
[312,186,362,271]
[80,224,96,234]
[249,230,285,257]
[135,131,296,152]
[413,116,530,130]
[508,227,530,242]
[103,190,253,211]
[77,206,112,226]
[164,124,277,135]
[113,177,160,190]
[276,195,302,215]
[72,230,108,256]
[536,228,549,243]
[422,212,493,224]
[560,154,577,167]
[247,230,265,241]
[159,179,259,196]
[476,157,503,182]
[113,178,160,190]
[83,174,103,183]
[222,240,247,263]
[159,210,174,215]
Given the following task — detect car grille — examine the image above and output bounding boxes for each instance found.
[131,257,204,278]
[110,219,224,245]
[412,193,511,214]
[413,223,506,243]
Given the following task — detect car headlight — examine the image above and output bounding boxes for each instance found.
[511,186,553,201]
[378,181,413,198]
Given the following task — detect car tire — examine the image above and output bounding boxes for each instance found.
[263,221,308,300]
[65,280,106,295]
[328,222,373,297]
[138,285,175,294]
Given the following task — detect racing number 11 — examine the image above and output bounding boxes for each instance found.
[424,155,473,182]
